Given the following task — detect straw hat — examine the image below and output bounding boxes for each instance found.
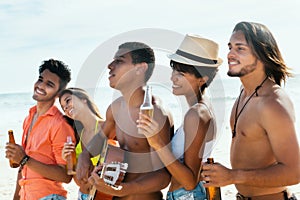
[168,34,223,67]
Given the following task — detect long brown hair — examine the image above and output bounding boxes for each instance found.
[59,88,102,143]
[233,21,292,86]
[59,87,102,119]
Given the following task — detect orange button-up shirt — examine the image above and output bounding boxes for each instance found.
[19,105,74,200]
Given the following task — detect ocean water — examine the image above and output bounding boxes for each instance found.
[0,76,299,198]
[1,75,299,141]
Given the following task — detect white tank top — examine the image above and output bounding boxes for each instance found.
[171,102,217,163]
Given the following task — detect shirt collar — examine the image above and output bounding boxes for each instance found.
[29,105,59,117]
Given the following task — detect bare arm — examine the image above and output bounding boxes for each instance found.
[6,142,72,183]
[174,108,208,189]
[76,104,116,181]
[233,99,300,186]
[90,106,172,197]
[139,107,209,190]
[141,108,173,192]
[90,165,170,197]
[121,107,172,195]
[86,105,116,157]
[202,96,300,187]
[26,158,72,183]
[121,168,170,195]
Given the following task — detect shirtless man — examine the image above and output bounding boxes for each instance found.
[201,21,300,199]
[76,42,173,200]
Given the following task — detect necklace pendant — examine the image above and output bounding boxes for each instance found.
[232,130,236,138]
[232,77,268,140]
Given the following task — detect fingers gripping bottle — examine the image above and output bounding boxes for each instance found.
[66,136,76,175]
[138,85,154,134]
[205,158,222,200]
[8,130,20,168]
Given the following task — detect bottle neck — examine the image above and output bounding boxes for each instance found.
[141,86,153,108]
[8,131,16,143]
[207,158,214,164]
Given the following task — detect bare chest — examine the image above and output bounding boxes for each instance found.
[231,94,265,138]
[114,105,150,152]
[230,102,275,168]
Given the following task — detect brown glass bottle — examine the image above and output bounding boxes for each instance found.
[66,136,76,175]
[205,158,222,200]
[8,130,20,168]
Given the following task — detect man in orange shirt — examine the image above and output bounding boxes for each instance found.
[5,59,75,200]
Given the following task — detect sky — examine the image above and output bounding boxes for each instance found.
[1,0,300,94]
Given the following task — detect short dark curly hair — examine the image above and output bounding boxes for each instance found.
[39,59,71,91]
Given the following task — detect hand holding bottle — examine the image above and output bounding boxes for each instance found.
[138,85,154,135]
[62,136,75,160]
[7,130,20,168]
[5,130,27,168]
[65,136,76,175]
[203,158,222,200]
[202,158,232,188]
[137,113,163,150]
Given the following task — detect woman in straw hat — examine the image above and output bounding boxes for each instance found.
[137,34,222,199]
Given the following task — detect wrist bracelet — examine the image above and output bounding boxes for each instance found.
[20,155,30,167]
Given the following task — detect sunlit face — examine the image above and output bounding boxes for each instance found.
[107,48,136,90]
[227,30,258,77]
[60,93,85,120]
[32,69,60,102]
[170,70,200,98]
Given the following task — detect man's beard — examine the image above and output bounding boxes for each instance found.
[227,58,258,77]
